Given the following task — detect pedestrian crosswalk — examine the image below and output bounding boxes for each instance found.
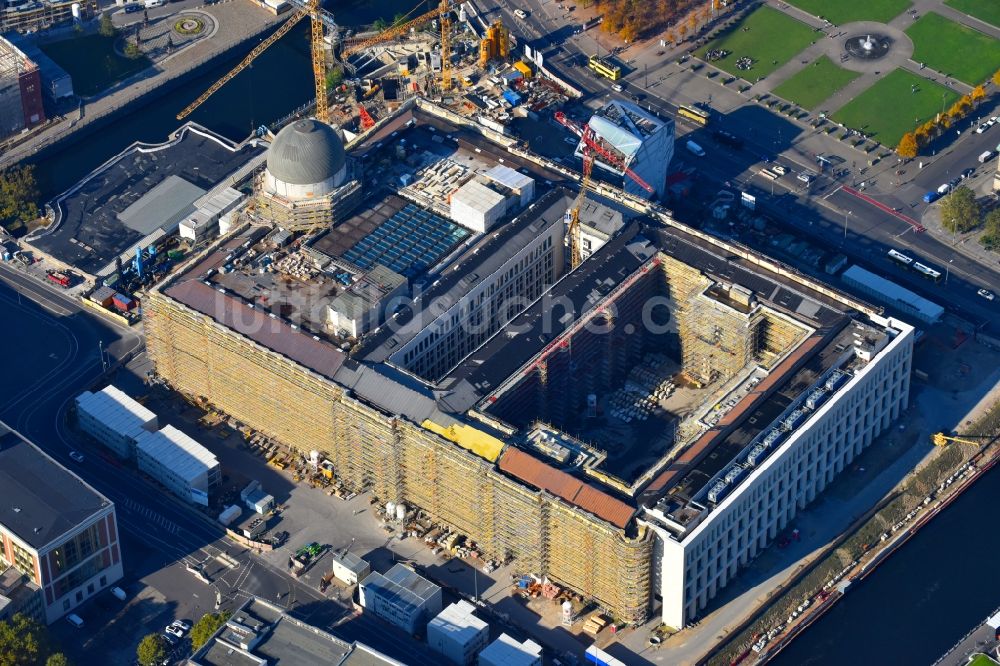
[120,497,181,535]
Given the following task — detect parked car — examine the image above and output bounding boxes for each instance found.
[65,614,84,629]
[162,631,180,645]
[978,288,996,301]
[976,124,989,134]
[172,620,192,633]
[69,450,84,463]
[110,586,127,601]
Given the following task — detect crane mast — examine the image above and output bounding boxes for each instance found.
[553,111,654,268]
[310,0,328,123]
[440,0,452,91]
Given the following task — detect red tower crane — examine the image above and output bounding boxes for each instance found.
[553,111,654,268]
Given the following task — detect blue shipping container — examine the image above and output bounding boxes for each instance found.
[502,89,521,106]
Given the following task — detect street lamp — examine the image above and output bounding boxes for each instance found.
[844,211,852,239]
[945,259,953,285]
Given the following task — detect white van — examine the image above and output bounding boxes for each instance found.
[66,613,85,629]
[979,150,994,164]
[111,586,127,601]
[685,140,705,157]
[144,0,164,7]
[611,83,623,92]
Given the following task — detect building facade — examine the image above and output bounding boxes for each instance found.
[428,600,490,665]
[359,564,442,635]
[0,424,123,624]
[644,315,913,628]
[0,37,45,140]
[74,385,159,459]
[135,425,220,506]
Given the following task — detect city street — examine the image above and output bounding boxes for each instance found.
[472,0,1000,329]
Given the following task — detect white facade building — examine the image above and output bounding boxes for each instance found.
[482,164,535,209]
[450,179,507,233]
[359,564,442,635]
[428,600,490,665]
[329,550,371,585]
[75,386,158,459]
[642,315,914,628]
[579,100,674,199]
[478,633,542,666]
[135,425,220,506]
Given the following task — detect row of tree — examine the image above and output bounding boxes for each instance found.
[897,68,1000,158]
[938,186,1000,252]
[0,613,69,666]
[0,165,40,233]
[590,0,724,44]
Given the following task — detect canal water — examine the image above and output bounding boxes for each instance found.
[30,0,431,198]
[771,463,1000,666]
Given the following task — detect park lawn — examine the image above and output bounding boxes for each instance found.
[695,6,817,81]
[946,0,1000,28]
[966,656,999,666]
[905,12,1000,85]
[831,69,959,147]
[40,34,150,97]
[784,0,911,25]
[772,56,860,110]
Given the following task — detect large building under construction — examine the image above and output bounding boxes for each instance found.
[145,104,913,626]
[0,36,44,140]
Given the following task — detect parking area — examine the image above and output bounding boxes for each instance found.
[49,531,205,665]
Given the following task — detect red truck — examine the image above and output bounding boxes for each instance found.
[47,272,71,288]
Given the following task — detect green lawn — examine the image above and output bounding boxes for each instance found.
[39,34,150,97]
[967,655,999,666]
[696,6,817,81]
[784,0,911,25]
[831,69,959,147]
[772,56,860,110]
[946,0,1000,28]
[905,12,1000,85]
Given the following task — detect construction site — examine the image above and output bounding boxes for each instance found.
[55,0,913,632]
[0,36,45,141]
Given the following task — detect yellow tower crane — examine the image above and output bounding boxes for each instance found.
[439,0,452,92]
[177,0,443,123]
[177,0,328,122]
[931,433,982,447]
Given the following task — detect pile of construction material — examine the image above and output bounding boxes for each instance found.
[608,354,676,422]
[272,251,320,281]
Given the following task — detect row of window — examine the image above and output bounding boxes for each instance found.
[681,358,909,610]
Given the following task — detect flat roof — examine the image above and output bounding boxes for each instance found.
[0,423,111,551]
[163,279,346,381]
[75,385,157,437]
[32,124,262,275]
[436,222,653,414]
[310,194,470,276]
[430,600,488,636]
[135,425,218,482]
[361,564,439,614]
[355,188,570,364]
[192,597,402,666]
[479,633,542,665]
[498,448,634,529]
[117,174,206,235]
[842,264,944,322]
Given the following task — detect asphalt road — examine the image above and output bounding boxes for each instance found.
[0,265,441,665]
[472,0,1000,328]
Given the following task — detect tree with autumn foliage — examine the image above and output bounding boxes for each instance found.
[897,132,918,158]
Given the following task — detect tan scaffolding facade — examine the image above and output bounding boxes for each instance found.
[145,289,653,623]
[1,0,95,33]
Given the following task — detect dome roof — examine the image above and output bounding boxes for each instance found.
[266,119,346,186]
